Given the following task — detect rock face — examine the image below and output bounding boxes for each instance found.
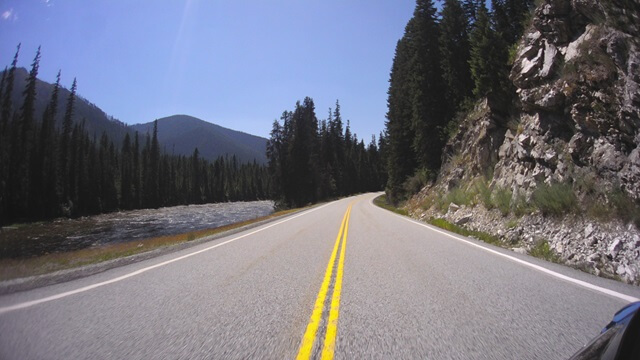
[496,0,640,200]
[412,0,640,285]
[503,0,640,198]
[436,0,640,203]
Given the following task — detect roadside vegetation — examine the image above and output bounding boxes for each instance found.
[427,218,500,246]
[0,208,301,281]
[416,177,639,228]
[374,195,499,247]
[528,239,560,263]
[375,174,640,268]
[373,195,408,216]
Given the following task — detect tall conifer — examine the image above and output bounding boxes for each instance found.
[469,4,507,98]
[440,0,473,115]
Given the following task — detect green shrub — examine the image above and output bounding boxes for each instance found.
[435,192,449,213]
[586,200,611,221]
[429,218,465,233]
[513,193,535,217]
[474,179,493,209]
[420,194,436,210]
[374,195,409,216]
[428,218,501,245]
[507,43,519,65]
[446,187,472,207]
[610,189,640,228]
[529,239,559,263]
[403,168,433,195]
[532,183,578,216]
[493,187,512,216]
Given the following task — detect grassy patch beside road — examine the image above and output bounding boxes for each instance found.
[374,194,559,262]
[427,218,501,245]
[373,195,408,216]
[374,195,498,244]
[0,208,301,281]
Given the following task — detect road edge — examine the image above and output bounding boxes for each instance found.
[0,205,316,295]
[370,194,640,303]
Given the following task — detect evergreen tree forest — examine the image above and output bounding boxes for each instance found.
[0,46,270,225]
[267,98,387,207]
[385,0,534,203]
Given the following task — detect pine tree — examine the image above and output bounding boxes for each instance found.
[20,47,41,152]
[440,0,473,113]
[492,0,535,46]
[120,133,133,209]
[287,97,319,206]
[329,100,345,194]
[60,78,77,204]
[0,45,20,222]
[408,0,447,171]
[1,44,20,132]
[266,119,283,199]
[469,4,507,98]
[462,0,484,31]
[19,47,42,215]
[149,120,160,207]
[0,67,7,130]
[190,147,202,203]
[385,36,416,202]
[132,132,141,208]
[34,70,61,217]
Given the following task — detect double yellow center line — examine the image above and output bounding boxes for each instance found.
[296,204,353,360]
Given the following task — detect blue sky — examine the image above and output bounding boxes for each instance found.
[0,0,417,140]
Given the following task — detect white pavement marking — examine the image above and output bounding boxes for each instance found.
[0,202,336,315]
[370,197,640,304]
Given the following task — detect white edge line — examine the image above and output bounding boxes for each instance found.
[0,201,336,315]
[369,196,640,303]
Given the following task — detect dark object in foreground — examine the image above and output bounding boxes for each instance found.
[569,301,640,360]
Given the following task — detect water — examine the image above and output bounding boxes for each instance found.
[0,201,274,260]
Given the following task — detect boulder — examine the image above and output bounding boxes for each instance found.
[448,203,460,214]
[608,238,622,258]
[456,215,472,226]
[591,139,624,172]
[512,247,529,255]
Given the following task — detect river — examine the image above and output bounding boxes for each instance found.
[0,201,274,260]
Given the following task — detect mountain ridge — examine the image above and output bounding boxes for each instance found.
[130,115,267,164]
[4,67,130,143]
[2,68,268,164]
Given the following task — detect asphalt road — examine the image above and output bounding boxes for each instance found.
[1,193,639,359]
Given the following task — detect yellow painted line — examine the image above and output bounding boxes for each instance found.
[296,205,350,360]
[320,205,350,359]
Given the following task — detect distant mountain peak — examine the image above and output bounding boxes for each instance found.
[131,115,268,164]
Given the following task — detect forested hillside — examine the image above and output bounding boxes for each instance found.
[385,0,534,202]
[0,46,269,225]
[1,65,130,145]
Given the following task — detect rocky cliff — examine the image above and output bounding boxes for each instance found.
[503,0,640,198]
[409,0,640,284]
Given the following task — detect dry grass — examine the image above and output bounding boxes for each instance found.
[0,208,301,281]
